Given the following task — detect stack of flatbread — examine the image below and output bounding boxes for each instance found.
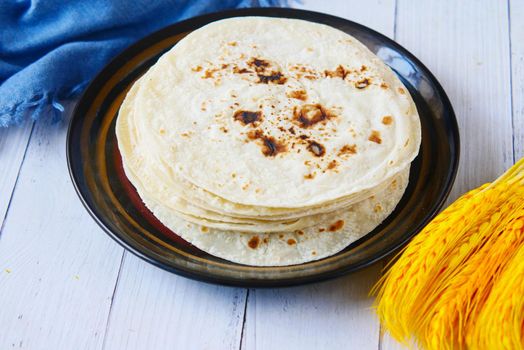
[116,17,421,266]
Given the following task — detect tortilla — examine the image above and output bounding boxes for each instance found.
[115,16,419,265]
[129,17,420,208]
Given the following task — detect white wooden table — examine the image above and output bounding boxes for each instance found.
[0,1,522,349]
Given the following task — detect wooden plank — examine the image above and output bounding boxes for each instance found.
[242,266,382,350]
[381,1,513,349]
[0,119,33,227]
[395,0,513,199]
[510,0,524,160]
[102,255,247,350]
[240,1,396,350]
[295,0,396,38]
[0,115,124,350]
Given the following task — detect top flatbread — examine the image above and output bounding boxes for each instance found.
[126,17,420,208]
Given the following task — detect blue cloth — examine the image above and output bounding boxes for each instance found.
[0,0,288,127]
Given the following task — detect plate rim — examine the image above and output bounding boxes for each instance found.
[67,7,460,288]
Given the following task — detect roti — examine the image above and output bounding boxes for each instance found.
[128,17,420,208]
[115,16,420,266]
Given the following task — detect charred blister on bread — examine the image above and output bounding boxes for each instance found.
[233,110,263,126]
[306,140,326,157]
[292,104,336,129]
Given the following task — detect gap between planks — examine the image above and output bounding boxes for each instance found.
[0,121,35,237]
[238,288,250,350]
[508,0,516,163]
[101,251,127,350]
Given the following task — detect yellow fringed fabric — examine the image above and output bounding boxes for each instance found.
[372,157,524,350]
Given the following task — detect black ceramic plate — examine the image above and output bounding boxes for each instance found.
[67,8,459,287]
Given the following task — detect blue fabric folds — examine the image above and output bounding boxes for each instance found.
[0,0,288,127]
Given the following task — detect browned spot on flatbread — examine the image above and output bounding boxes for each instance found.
[368,130,382,144]
[263,237,269,244]
[398,87,406,94]
[290,64,315,74]
[338,144,357,156]
[380,82,389,89]
[234,110,262,126]
[248,236,260,249]
[382,116,393,125]
[248,58,270,70]
[304,172,316,180]
[233,66,252,74]
[355,78,371,89]
[328,220,345,232]
[203,68,219,79]
[312,251,317,255]
[247,130,287,157]
[324,65,349,79]
[200,226,209,233]
[286,90,308,101]
[374,204,383,213]
[247,129,262,140]
[318,228,325,232]
[192,65,202,72]
[360,65,368,72]
[287,238,297,245]
[293,104,335,128]
[296,230,304,236]
[307,140,326,157]
[261,135,286,157]
[327,160,338,170]
[228,41,237,46]
[279,234,284,239]
[246,58,287,84]
[258,72,287,84]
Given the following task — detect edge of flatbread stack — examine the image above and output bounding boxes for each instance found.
[116,17,421,266]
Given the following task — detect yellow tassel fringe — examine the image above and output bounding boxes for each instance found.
[372,157,524,350]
